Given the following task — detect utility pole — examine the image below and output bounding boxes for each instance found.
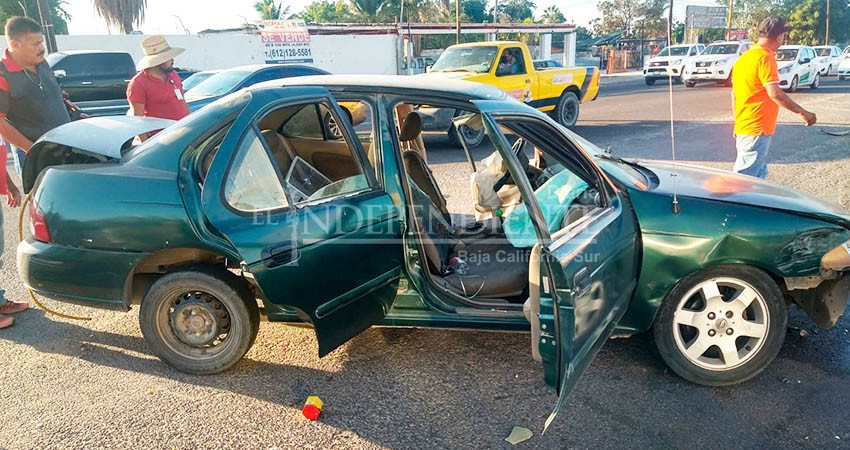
[825,0,830,44]
[726,0,734,41]
[667,0,673,45]
[456,0,461,44]
[35,0,57,53]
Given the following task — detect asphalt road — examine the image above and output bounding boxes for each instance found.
[1,75,850,450]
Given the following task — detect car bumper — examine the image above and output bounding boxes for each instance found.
[838,67,850,77]
[683,65,732,82]
[785,274,850,329]
[17,239,145,311]
[643,66,684,78]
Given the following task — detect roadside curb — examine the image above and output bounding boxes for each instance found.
[599,71,643,85]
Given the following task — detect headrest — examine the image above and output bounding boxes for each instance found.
[399,112,422,142]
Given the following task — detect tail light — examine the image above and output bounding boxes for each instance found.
[29,199,51,243]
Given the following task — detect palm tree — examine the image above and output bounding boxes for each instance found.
[92,0,147,34]
[540,5,565,24]
[254,0,291,20]
[349,0,390,22]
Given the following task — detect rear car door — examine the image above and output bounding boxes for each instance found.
[201,86,403,356]
[475,101,640,430]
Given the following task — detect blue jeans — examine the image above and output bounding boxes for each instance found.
[733,134,772,179]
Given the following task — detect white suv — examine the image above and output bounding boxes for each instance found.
[683,40,752,87]
[643,43,704,85]
[776,45,820,91]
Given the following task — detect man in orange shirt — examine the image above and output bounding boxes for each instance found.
[731,17,816,178]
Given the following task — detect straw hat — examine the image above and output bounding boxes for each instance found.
[136,35,184,71]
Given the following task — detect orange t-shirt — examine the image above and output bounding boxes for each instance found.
[732,44,781,136]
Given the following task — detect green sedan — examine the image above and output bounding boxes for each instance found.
[18,76,850,425]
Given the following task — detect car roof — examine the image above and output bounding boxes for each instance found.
[779,45,805,49]
[52,50,129,56]
[220,64,325,73]
[251,74,508,101]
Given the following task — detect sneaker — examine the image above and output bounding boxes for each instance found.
[0,314,12,329]
[0,301,28,315]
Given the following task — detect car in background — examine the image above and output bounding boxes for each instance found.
[643,43,704,85]
[182,70,220,92]
[533,59,563,70]
[844,45,850,59]
[683,40,751,87]
[46,50,136,102]
[838,56,850,81]
[812,45,843,76]
[184,64,329,111]
[776,45,820,92]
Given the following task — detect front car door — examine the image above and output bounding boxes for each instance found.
[201,86,403,356]
[474,100,640,430]
[493,47,535,103]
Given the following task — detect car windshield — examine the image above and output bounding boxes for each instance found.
[45,53,64,67]
[657,46,690,57]
[814,48,832,57]
[185,70,251,98]
[703,44,739,55]
[776,49,799,61]
[183,72,217,92]
[430,46,497,73]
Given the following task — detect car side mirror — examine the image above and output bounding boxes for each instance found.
[801,57,811,64]
[53,69,66,80]
[425,65,432,73]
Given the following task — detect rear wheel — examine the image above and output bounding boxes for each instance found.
[840,75,846,81]
[685,81,696,88]
[552,91,580,127]
[653,265,787,386]
[447,123,485,148]
[140,268,260,375]
[810,73,820,89]
[645,78,656,86]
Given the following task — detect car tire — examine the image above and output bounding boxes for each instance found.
[840,75,847,81]
[552,90,580,127]
[645,78,656,86]
[653,265,787,386]
[685,81,696,88]
[810,73,819,89]
[447,123,485,148]
[827,65,832,76]
[789,75,799,92]
[674,76,683,84]
[140,267,260,375]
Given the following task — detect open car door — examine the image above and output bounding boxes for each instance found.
[201,86,403,356]
[474,100,640,431]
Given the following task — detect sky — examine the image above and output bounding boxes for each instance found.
[66,0,724,35]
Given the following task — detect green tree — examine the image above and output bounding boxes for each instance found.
[349,0,393,22]
[592,0,667,39]
[539,5,565,23]
[0,0,69,34]
[785,0,849,44]
[91,0,146,33]
[448,0,488,23]
[255,0,290,20]
[298,0,356,23]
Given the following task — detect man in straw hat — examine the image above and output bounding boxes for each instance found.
[127,35,190,128]
[730,17,816,178]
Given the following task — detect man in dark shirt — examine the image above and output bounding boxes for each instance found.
[0,16,70,175]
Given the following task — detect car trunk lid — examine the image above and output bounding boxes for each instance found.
[23,116,175,193]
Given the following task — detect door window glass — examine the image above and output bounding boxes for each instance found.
[224,129,290,212]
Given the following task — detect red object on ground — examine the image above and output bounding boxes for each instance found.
[302,404,321,420]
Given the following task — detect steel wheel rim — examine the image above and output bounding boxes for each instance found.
[460,125,484,145]
[156,290,236,361]
[559,97,578,125]
[672,277,770,371]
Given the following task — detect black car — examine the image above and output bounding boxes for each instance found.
[46,51,136,102]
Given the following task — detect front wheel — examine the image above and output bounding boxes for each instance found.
[552,91,580,127]
[810,72,820,89]
[653,265,787,386]
[789,75,799,92]
[645,78,656,86]
[685,81,696,88]
[140,268,260,375]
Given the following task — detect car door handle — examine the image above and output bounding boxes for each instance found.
[81,81,93,85]
[573,267,591,295]
[261,242,299,268]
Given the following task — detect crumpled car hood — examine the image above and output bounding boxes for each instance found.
[638,161,850,226]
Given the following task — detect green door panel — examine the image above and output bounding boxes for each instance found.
[200,87,404,357]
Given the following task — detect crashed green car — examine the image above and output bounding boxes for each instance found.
[17,76,850,422]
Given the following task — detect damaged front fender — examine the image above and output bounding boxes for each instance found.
[784,274,850,329]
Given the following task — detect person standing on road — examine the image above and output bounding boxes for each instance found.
[731,17,817,178]
[127,35,189,138]
[0,138,24,329]
[0,16,71,177]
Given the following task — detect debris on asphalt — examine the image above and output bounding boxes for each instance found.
[505,426,533,445]
[821,128,850,137]
[302,396,324,420]
[779,377,792,384]
[799,329,810,338]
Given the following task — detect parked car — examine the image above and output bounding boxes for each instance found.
[184,64,329,111]
[19,77,850,415]
[533,59,563,70]
[46,50,135,102]
[642,43,704,85]
[839,56,850,81]
[844,45,850,59]
[812,45,843,76]
[181,70,220,92]
[776,45,820,92]
[683,40,752,87]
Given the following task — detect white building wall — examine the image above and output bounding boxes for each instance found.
[0,34,401,75]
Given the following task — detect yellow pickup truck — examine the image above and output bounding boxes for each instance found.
[418,41,599,147]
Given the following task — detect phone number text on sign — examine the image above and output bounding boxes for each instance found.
[265,47,312,61]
